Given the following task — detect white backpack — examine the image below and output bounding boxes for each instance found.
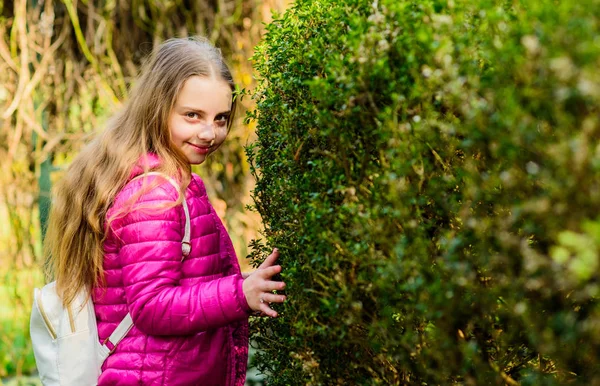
[30,173,191,386]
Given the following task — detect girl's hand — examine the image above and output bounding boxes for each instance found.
[242,248,286,317]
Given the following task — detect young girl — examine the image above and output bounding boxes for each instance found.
[44,37,286,385]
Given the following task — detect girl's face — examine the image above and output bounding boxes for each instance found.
[168,75,232,165]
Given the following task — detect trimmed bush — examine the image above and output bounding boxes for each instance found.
[247,0,600,384]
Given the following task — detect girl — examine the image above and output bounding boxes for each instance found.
[44,37,286,385]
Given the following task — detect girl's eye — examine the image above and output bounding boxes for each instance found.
[215,115,229,126]
[186,112,199,119]
[216,115,229,122]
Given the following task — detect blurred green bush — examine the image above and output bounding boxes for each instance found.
[248,0,600,384]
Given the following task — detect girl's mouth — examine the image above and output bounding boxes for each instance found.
[187,142,212,154]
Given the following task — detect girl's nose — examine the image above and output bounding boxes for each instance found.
[197,122,216,143]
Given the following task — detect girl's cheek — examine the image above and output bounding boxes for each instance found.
[184,122,198,136]
[218,127,228,140]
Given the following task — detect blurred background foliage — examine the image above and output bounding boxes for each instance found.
[249,0,599,384]
[0,0,289,379]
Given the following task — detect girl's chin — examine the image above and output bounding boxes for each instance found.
[185,153,208,165]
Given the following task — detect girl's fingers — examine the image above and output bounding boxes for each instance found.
[259,302,278,318]
[248,247,285,317]
[261,292,286,304]
[254,265,281,280]
[261,280,286,292]
[258,248,279,269]
[256,291,286,317]
[258,264,282,279]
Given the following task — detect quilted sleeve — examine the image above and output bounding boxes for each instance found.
[113,182,251,336]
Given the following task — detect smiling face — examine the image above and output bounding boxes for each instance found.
[168,75,233,165]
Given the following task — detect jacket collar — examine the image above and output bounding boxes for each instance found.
[129,153,162,179]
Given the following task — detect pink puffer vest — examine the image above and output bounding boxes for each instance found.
[92,157,250,385]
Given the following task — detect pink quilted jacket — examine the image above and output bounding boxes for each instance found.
[92,156,250,385]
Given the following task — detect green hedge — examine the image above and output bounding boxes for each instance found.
[247,0,600,384]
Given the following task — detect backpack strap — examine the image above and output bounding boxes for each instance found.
[104,173,192,353]
[130,172,191,257]
[102,314,134,354]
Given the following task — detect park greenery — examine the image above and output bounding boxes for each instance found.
[248,0,600,384]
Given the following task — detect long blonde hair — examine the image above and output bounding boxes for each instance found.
[45,37,237,308]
